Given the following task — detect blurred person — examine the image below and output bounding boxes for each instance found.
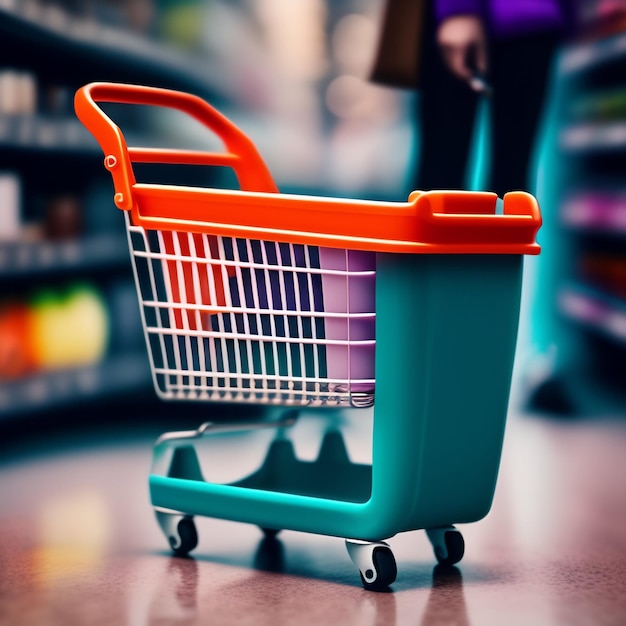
[372,0,577,413]
[418,0,572,196]
[420,0,576,414]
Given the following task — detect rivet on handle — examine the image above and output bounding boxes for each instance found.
[104,155,117,169]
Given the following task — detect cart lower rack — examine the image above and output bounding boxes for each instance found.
[75,82,541,590]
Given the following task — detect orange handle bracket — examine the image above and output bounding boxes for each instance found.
[409,190,542,252]
[74,82,278,211]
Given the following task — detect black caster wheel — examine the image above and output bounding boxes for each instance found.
[427,527,464,566]
[359,546,397,591]
[346,539,397,591]
[155,510,198,557]
[170,517,198,556]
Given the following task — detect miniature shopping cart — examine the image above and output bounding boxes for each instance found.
[75,82,541,590]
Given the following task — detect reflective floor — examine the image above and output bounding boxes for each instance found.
[1,407,625,626]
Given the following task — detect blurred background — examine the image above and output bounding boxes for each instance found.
[0,3,626,624]
[0,0,624,433]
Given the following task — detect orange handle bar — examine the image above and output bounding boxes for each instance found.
[74,82,278,210]
[76,83,542,255]
[127,185,542,254]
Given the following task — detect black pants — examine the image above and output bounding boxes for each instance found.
[416,15,560,197]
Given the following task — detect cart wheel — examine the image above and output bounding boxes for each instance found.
[345,539,397,591]
[155,510,198,556]
[260,527,281,539]
[171,517,198,556]
[426,526,464,566]
[360,547,397,591]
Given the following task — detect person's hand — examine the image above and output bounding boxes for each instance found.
[437,15,488,83]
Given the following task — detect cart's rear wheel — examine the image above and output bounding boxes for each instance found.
[438,529,464,566]
[426,526,464,566]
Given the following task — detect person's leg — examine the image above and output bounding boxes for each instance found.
[415,5,479,191]
[489,32,573,413]
[489,32,560,197]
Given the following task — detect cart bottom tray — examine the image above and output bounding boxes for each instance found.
[154,429,372,506]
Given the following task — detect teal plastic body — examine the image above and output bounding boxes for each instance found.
[150,252,523,541]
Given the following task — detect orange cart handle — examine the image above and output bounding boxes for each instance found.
[126,186,542,254]
[74,82,278,210]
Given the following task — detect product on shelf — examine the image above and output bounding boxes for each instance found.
[579,5,626,41]
[561,191,626,231]
[30,283,110,370]
[0,70,37,115]
[44,194,82,240]
[571,87,626,122]
[46,85,74,117]
[0,0,228,411]
[0,172,21,241]
[0,301,35,380]
[579,253,626,300]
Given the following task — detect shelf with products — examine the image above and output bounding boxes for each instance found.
[0,103,148,415]
[0,113,179,156]
[568,84,626,122]
[558,283,626,347]
[0,1,228,103]
[0,233,130,278]
[0,1,238,419]
[0,351,151,419]
[0,166,131,279]
[560,120,626,152]
[560,24,626,75]
[576,245,626,301]
[0,114,96,153]
[527,15,626,414]
[0,275,151,416]
[560,190,626,234]
[560,78,626,152]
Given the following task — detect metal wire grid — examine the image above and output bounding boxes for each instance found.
[125,213,376,407]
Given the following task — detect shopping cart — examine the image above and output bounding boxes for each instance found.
[75,82,541,590]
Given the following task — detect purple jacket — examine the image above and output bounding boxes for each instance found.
[436,0,569,38]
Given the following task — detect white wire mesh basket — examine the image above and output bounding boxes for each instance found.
[126,213,376,408]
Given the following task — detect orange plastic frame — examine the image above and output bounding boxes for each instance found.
[75,82,541,255]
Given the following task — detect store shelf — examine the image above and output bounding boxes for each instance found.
[0,114,192,159]
[0,351,152,418]
[0,234,129,277]
[560,193,626,234]
[537,12,626,414]
[568,90,626,126]
[558,284,626,346]
[560,121,626,152]
[0,2,227,101]
[560,30,626,75]
[0,1,235,421]
[0,115,97,153]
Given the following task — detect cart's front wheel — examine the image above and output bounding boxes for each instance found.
[426,526,464,566]
[155,510,198,556]
[172,517,198,556]
[360,547,397,591]
[345,539,397,591]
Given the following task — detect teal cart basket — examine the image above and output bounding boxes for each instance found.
[75,82,542,591]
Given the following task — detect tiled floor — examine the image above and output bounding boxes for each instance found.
[1,407,625,626]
